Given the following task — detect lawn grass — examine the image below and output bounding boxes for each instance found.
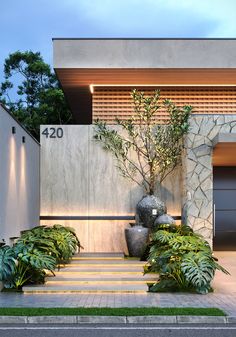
[0,307,225,316]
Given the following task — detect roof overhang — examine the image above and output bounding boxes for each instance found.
[53,39,236,123]
[213,133,236,166]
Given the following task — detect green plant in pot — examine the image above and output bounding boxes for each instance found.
[94,89,192,256]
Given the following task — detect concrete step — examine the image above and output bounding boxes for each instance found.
[46,274,156,281]
[45,278,156,285]
[23,284,148,293]
[55,267,144,273]
[23,253,151,294]
[73,252,124,259]
[62,260,145,267]
[47,271,149,278]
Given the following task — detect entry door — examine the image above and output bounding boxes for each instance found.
[213,166,236,250]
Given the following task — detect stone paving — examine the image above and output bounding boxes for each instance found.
[0,252,235,315]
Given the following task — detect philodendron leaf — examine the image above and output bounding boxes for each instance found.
[0,246,16,281]
[181,252,215,290]
[152,230,176,244]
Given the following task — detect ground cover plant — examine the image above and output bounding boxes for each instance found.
[0,307,225,316]
[145,223,229,294]
[0,225,81,290]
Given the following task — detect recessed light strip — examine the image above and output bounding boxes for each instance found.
[89,83,236,93]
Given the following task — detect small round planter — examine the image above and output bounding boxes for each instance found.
[136,194,166,229]
[153,214,176,230]
[125,225,149,257]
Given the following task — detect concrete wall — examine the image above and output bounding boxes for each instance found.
[40,125,182,253]
[0,105,40,244]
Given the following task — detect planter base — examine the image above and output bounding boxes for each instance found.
[125,226,149,257]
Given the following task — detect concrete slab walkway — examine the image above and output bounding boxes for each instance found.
[0,252,235,316]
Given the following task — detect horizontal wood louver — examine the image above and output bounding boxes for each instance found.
[92,86,236,123]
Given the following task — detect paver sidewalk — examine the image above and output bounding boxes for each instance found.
[0,292,235,316]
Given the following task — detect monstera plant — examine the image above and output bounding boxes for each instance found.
[144,223,229,294]
[94,89,192,229]
[0,225,81,290]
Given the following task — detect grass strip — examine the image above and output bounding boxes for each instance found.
[0,307,225,316]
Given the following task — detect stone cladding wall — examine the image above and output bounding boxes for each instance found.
[182,115,236,245]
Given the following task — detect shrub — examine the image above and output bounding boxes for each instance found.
[0,225,81,290]
[145,223,229,294]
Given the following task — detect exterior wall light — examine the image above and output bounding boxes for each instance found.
[12,126,16,134]
[22,136,26,143]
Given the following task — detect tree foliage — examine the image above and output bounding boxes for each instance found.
[94,89,192,195]
[0,51,72,139]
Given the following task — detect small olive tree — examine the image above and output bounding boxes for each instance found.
[94,89,192,195]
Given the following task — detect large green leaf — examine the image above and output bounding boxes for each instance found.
[0,246,16,281]
[16,245,56,271]
[181,252,215,291]
[152,230,176,244]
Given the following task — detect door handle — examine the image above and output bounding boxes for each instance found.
[213,203,216,237]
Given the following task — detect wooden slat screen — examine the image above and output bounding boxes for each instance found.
[92,86,236,123]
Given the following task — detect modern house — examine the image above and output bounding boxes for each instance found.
[40,38,236,252]
[2,39,236,253]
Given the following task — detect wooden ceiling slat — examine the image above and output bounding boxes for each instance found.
[92,86,236,123]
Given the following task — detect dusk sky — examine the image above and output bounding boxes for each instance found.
[1,0,236,75]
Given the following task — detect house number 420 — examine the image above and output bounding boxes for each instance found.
[42,127,63,139]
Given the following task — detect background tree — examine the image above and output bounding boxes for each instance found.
[0,51,72,140]
[94,89,192,195]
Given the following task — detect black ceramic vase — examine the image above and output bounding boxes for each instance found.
[125,225,149,257]
[136,194,166,229]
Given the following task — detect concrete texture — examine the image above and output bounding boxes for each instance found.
[22,254,153,293]
[0,105,40,244]
[0,315,229,324]
[40,125,181,252]
[53,39,236,69]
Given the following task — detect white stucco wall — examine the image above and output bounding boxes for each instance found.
[0,105,40,244]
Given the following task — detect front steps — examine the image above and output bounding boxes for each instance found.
[23,253,156,294]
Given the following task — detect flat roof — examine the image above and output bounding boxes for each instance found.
[54,38,236,69]
[53,39,236,123]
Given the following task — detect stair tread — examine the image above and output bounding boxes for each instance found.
[77,253,124,258]
[69,260,143,264]
[23,284,148,291]
[23,253,150,294]
[56,268,144,273]
[46,276,156,281]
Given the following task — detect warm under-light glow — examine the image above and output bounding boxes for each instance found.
[5,136,17,235]
[90,84,236,92]
[89,84,94,94]
[19,143,28,222]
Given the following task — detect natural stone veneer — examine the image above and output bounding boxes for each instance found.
[182,115,236,246]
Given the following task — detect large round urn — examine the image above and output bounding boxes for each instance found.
[136,195,166,229]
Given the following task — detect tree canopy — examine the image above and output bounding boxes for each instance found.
[0,51,72,139]
[94,89,192,195]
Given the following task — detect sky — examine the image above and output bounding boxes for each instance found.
[0,0,236,75]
